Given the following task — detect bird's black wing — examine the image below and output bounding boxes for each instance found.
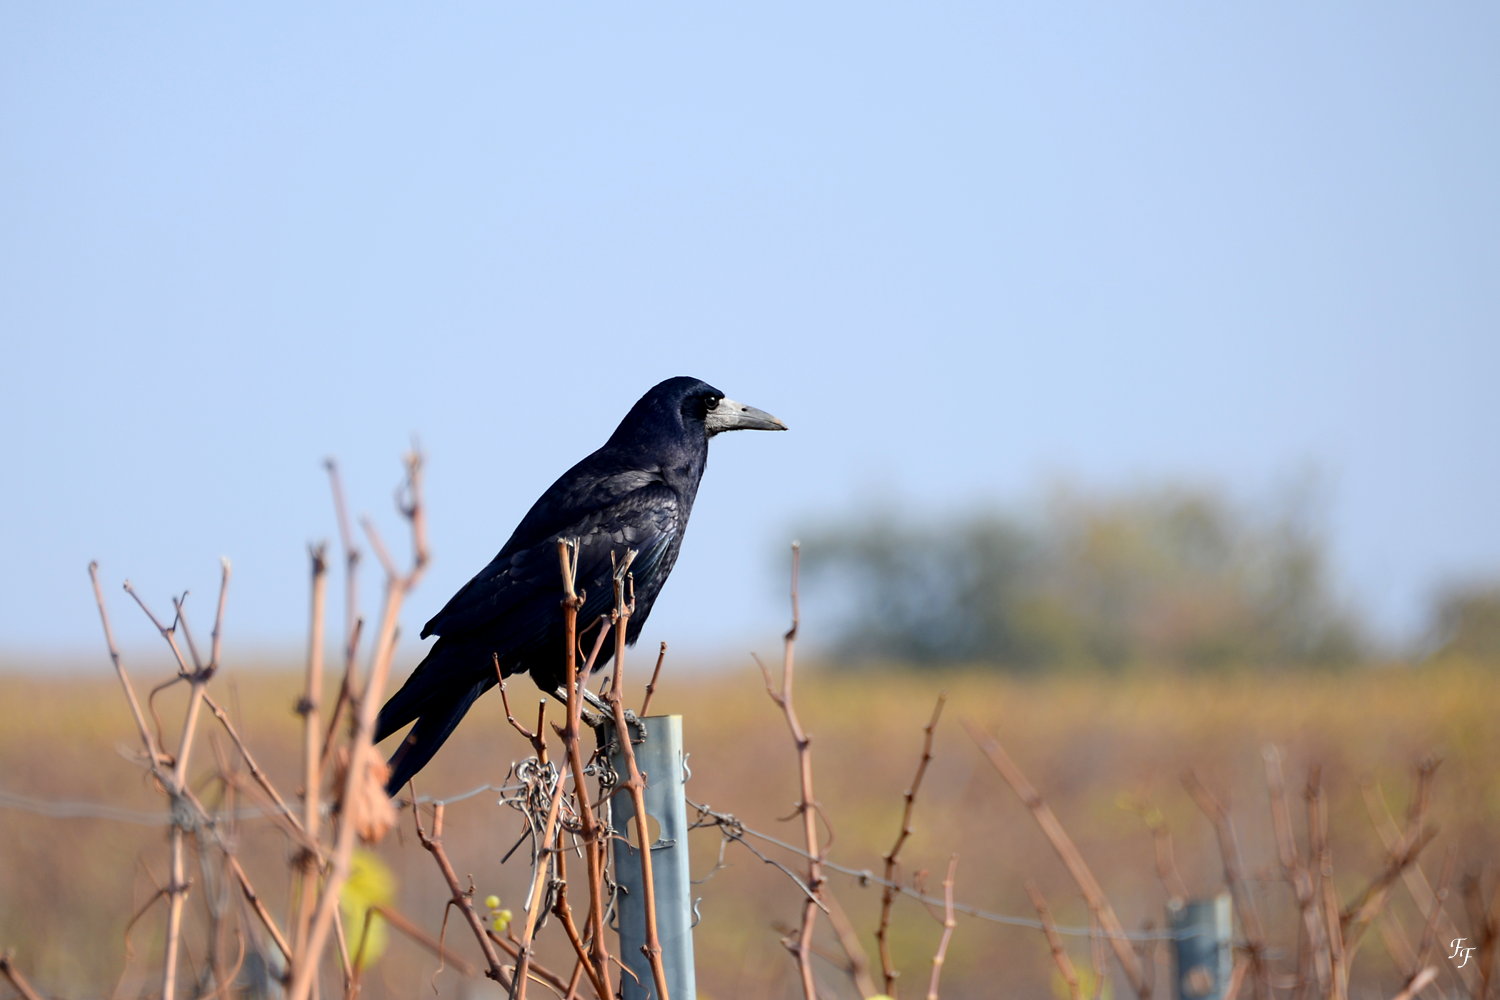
[375,480,682,747]
[422,478,682,647]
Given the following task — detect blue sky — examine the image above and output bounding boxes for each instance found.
[3,3,1496,665]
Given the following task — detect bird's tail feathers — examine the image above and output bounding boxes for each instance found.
[375,637,470,743]
[383,678,489,796]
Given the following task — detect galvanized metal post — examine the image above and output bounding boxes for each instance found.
[1168,894,1233,1000]
[608,714,696,1000]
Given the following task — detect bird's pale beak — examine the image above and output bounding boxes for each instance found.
[704,396,787,436]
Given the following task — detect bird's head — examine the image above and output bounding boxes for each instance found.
[614,376,787,445]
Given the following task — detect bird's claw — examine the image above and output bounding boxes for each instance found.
[585,705,647,748]
[555,686,643,742]
[618,707,646,744]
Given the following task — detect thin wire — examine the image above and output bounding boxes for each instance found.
[425,782,528,806]
[0,788,179,826]
[687,798,1185,942]
[0,783,525,825]
[0,783,1191,943]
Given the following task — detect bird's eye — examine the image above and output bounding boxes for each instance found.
[705,396,721,411]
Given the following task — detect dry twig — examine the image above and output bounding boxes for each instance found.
[1025,882,1084,1000]
[554,538,614,1000]
[92,559,232,1000]
[1340,760,1440,959]
[639,641,668,717]
[1181,770,1272,1000]
[604,551,672,1000]
[289,451,426,1000]
[1362,777,1476,997]
[1305,767,1349,1000]
[925,854,959,1000]
[292,542,327,972]
[1388,965,1438,1000]
[0,953,44,1000]
[964,719,1151,999]
[1263,746,1327,999]
[822,892,879,999]
[756,543,825,1000]
[878,693,946,997]
[414,802,513,989]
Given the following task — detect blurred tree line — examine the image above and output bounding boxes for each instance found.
[1428,582,1500,660]
[799,482,1495,671]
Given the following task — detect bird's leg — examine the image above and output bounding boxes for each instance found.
[553,683,611,729]
[590,709,647,750]
[556,683,646,744]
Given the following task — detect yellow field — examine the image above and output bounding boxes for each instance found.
[1,658,1495,998]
